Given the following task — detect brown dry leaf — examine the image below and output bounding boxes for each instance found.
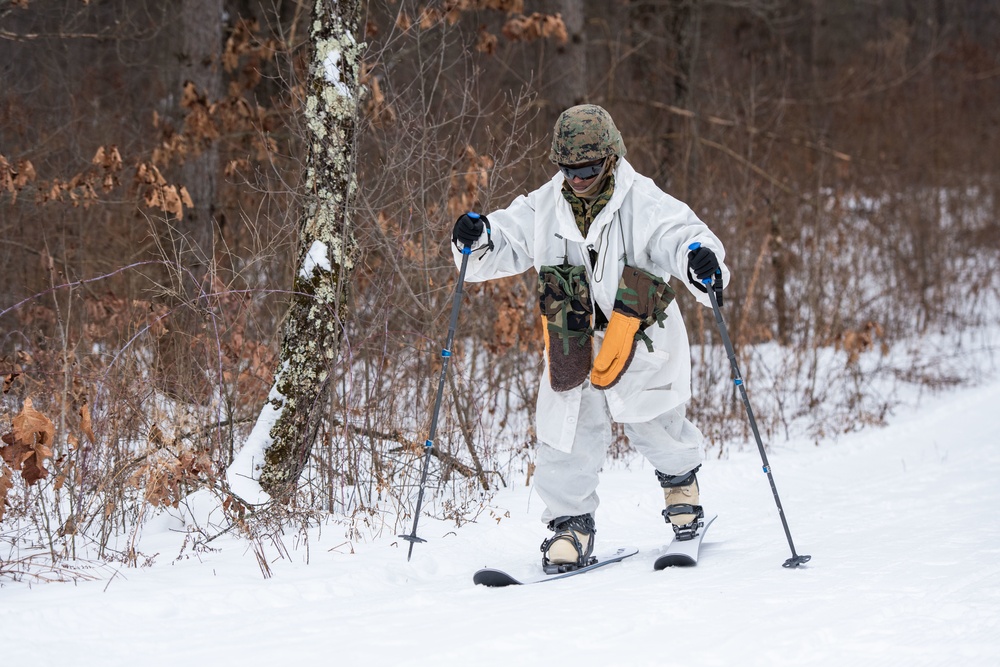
[838,321,884,365]
[223,32,242,73]
[193,451,212,475]
[146,183,189,220]
[54,461,70,490]
[144,455,187,508]
[143,186,161,210]
[149,424,166,448]
[3,372,19,394]
[80,402,95,445]
[13,159,36,188]
[181,80,201,109]
[92,146,122,193]
[224,159,247,178]
[222,18,272,74]
[45,179,62,202]
[502,13,567,44]
[0,464,13,522]
[135,161,166,186]
[12,397,55,450]
[418,7,441,29]
[0,153,12,193]
[0,397,55,485]
[163,185,182,217]
[475,28,498,55]
[177,451,194,471]
[146,301,170,337]
[1,155,36,204]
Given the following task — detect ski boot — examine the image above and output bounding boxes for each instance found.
[657,466,705,541]
[540,514,596,574]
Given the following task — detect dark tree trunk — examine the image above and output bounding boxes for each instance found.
[178,0,224,261]
[547,0,587,113]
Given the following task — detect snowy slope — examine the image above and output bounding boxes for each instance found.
[4,374,1000,667]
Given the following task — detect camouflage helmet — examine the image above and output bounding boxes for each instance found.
[548,104,627,164]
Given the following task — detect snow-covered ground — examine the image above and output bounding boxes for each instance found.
[5,368,1000,666]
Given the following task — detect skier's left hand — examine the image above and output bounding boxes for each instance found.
[688,245,719,284]
[687,245,723,306]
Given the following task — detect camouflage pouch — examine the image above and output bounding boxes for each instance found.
[615,265,676,351]
[538,264,594,392]
[591,266,675,389]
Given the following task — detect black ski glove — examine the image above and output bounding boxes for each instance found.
[452,212,486,248]
[687,244,723,306]
[688,245,719,282]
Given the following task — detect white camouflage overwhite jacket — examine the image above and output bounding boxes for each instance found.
[452,158,729,453]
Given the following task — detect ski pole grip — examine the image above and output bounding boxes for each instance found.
[460,212,480,254]
[688,242,714,286]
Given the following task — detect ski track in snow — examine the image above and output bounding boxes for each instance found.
[4,376,1000,666]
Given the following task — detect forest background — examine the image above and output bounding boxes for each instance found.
[1,0,998,579]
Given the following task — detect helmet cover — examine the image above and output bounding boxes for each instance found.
[549,104,627,164]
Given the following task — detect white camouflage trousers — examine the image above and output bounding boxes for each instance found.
[534,382,704,524]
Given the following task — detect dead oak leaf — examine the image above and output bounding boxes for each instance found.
[80,402,96,445]
[0,397,55,485]
[0,464,13,522]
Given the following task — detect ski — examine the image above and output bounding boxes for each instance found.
[473,547,639,587]
[654,514,717,569]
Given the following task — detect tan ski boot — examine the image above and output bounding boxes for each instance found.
[540,514,596,573]
[657,467,705,541]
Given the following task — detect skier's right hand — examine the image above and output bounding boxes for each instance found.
[452,212,486,248]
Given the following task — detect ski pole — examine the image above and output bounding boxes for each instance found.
[399,222,478,561]
[690,242,811,568]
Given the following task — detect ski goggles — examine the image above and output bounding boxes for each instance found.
[559,159,606,181]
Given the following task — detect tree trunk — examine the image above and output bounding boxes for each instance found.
[546,0,587,113]
[153,0,225,404]
[178,0,224,262]
[230,0,361,502]
[664,0,700,193]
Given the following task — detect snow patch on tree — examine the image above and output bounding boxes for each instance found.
[226,364,290,505]
[298,240,332,280]
[322,43,354,99]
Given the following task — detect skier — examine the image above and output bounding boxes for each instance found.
[450,104,729,571]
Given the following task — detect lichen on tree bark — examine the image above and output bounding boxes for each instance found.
[257,0,362,499]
